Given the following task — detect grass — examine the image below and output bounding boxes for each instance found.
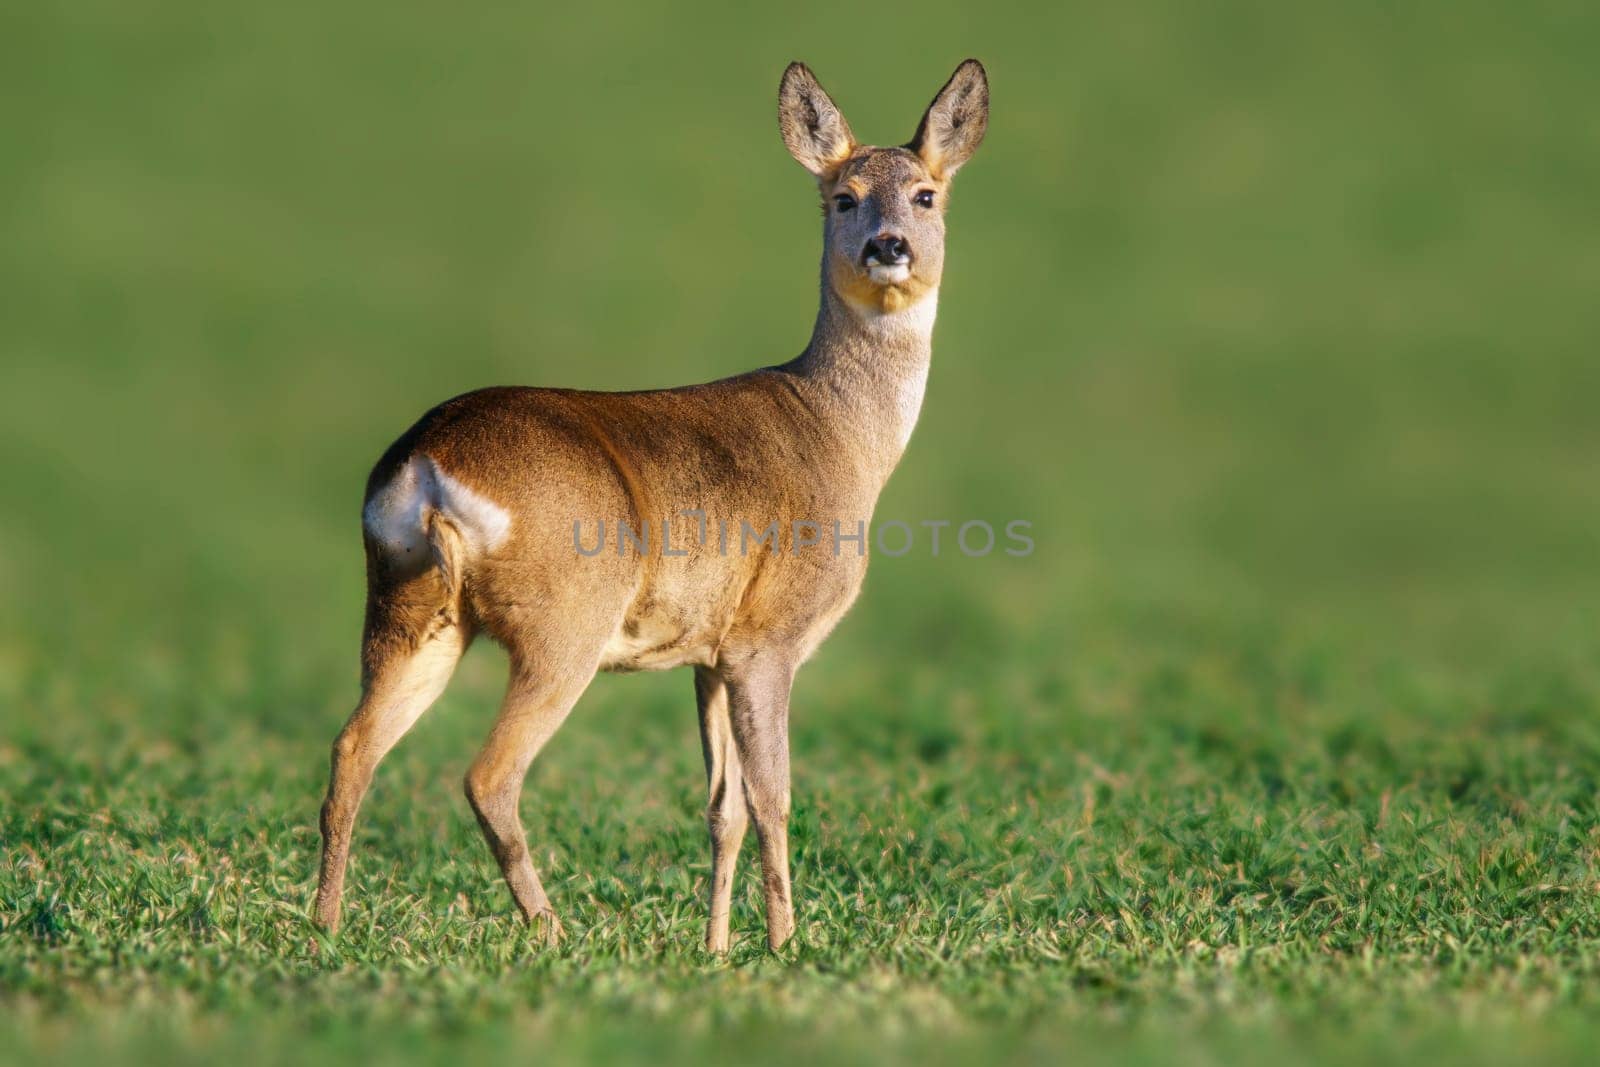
[10,638,1600,1065]
[4,1,1600,1064]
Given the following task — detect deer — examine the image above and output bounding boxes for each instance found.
[313,59,989,952]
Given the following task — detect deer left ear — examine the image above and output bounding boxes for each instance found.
[779,62,857,180]
[909,59,989,179]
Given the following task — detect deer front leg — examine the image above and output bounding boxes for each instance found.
[724,656,797,951]
[696,666,749,953]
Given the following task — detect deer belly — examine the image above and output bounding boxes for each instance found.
[598,612,716,673]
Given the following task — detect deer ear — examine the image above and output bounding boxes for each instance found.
[909,59,989,179]
[778,62,856,180]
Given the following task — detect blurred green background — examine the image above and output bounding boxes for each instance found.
[4,2,1600,1064]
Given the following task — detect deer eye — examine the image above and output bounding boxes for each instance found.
[833,194,857,213]
[913,189,936,209]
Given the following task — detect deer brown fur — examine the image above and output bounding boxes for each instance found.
[314,59,990,952]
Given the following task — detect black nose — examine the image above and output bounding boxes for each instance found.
[863,233,911,265]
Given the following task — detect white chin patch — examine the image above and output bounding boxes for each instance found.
[868,264,911,285]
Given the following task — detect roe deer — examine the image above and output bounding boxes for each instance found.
[313,59,989,952]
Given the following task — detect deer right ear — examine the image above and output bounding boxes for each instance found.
[778,62,856,180]
[909,59,989,179]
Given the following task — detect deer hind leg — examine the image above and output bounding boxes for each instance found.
[463,653,599,943]
[315,575,467,932]
[725,656,797,950]
[696,666,749,953]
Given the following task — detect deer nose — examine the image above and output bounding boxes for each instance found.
[863,233,911,266]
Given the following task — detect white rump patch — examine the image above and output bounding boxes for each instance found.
[363,454,512,561]
[430,462,513,551]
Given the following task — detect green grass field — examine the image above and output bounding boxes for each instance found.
[4,2,1600,1063]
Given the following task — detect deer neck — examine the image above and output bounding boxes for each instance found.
[789,281,937,478]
